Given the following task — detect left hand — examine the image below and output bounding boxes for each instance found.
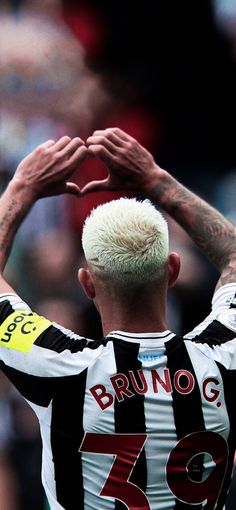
[14,136,88,198]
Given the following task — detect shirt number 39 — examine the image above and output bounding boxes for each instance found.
[79,430,228,510]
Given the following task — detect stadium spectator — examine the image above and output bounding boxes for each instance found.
[0,130,235,509]
[0,0,109,249]
[0,372,17,510]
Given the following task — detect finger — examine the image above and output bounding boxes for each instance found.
[54,136,72,151]
[104,130,132,147]
[80,179,109,195]
[59,137,85,158]
[87,135,121,154]
[41,181,81,198]
[87,144,117,165]
[90,130,108,137]
[103,128,145,153]
[66,144,88,167]
[91,127,133,144]
[89,129,124,147]
[38,139,55,148]
[64,182,81,196]
[105,127,132,142]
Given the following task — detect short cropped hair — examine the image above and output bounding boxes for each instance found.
[82,198,169,285]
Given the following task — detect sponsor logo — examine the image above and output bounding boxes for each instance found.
[0,310,51,352]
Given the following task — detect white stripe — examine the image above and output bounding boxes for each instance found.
[53,322,88,341]
[0,292,31,311]
[185,341,229,438]
[0,341,104,378]
[108,330,175,344]
[28,401,62,510]
[142,354,177,509]
[184,283,236,340]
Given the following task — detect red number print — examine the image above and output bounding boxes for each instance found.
[79,431,229,509]
[167,431,228,510]
[79,432,150,510]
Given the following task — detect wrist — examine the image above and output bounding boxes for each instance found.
[142,165,173,204]
[0,177,36,273]
[8,177,38,204]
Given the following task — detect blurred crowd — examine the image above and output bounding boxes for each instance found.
[0,0,235,508]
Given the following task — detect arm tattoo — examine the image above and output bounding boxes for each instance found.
[153,177,236,285]
[0,198,29,270]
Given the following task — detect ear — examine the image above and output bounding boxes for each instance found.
[78,268,96,299]
[168,252,181,288]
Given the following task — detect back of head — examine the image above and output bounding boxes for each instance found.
[82,198,169,289]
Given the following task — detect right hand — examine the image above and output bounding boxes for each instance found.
[82,127,164,196]
[14,136,88,198]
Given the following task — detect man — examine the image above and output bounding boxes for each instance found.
[0,128,235,510]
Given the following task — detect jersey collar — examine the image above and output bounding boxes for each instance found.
[107,330,175,344]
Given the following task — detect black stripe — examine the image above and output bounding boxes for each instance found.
[113,339,147,510]
[214,363,236,510]
[35,326,107,353]
[51,370,87,510]
[190,320,236,346]
[166,336,205,510]
[0,362,54,406]
[0,300,15,325]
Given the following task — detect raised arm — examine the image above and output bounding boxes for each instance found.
[85,127,236,291]
[0,136,87,292]
[149,170,236,291]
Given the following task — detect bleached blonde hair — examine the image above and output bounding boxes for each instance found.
[82,198,169,285]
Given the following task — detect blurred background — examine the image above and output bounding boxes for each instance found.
[0,0,235,508]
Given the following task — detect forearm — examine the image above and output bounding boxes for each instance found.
[149,169,236,286]
[0,136,86,294]
[0,179,35,273]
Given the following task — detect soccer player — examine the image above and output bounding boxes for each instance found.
[0,129,235,510]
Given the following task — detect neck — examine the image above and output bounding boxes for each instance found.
[91,276,169,337]
[99,299,168,337]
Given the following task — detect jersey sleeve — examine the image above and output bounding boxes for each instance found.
[184,283,236,370]
[0,293,104,406]
[184,283,236,340]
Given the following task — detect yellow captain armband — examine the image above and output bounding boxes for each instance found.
[0,310,52,353]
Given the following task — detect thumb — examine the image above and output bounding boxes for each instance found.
[64,182,82,197]
[80,179,109,196]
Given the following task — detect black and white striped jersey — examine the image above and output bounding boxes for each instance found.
[0,283,235,510]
